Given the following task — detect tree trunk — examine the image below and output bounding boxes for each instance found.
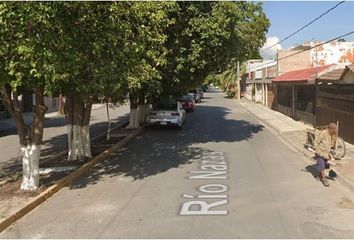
[126,95,139,129]
[58,94,65,116]
[0,86,47,191]
[20,144,40,190]
[138,93,147,125]
[65,95,93,161]
[106,99,111,140]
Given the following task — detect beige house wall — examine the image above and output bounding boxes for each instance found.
[277,50,312,76]
[342,70,354,83]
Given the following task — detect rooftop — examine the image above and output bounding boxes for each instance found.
[316,63,354,81]
[273,65,333,83]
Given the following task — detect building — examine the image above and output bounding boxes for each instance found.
[270,40,354,125]
[0,100,10,119]
[0,94,59,120]
[316,64,354,144]
[0,94,33,120]
[278,41,354,74]
[243,41,354,108]
[272,65,334,125]
[244,59,277,108]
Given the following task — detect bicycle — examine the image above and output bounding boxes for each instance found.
[304,124,346,160]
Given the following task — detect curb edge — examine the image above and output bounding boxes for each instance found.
[0,125,144,233]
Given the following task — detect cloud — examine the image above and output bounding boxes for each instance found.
[260,36,282,60]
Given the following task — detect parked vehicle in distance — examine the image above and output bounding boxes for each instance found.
[148,100,186,128]
[240,91,245,98]
[197,86,204,99]
[177,95,195,112]
[189,89,201,103]
[201,85,208,92]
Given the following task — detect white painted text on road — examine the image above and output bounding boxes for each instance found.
[180,151,229,216]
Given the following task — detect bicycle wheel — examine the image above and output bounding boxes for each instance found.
[305,132,315,149]
[333,137,346,159]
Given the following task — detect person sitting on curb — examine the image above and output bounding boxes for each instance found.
[315,123,337,187]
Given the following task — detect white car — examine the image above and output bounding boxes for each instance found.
[148,100,186,128]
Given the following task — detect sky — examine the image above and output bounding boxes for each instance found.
[260,1,354,59]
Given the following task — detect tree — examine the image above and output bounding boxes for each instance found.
[159,2,269,96]
[122,2,177,129]
[0,2,60,190]
[53,2,132,160]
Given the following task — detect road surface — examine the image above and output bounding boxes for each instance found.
[0,104,129,166]
[2,90,354,238]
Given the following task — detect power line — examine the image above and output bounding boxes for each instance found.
[278,30,354,62]
[260,1,345,53]
[247,29,354,72]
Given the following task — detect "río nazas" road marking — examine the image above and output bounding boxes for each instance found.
[180,151,229,216]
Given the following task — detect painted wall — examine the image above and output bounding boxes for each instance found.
[44,97,59,113]
[255,83,264,103]
[245,84,253,101]
[277,41,354,76]
[311,41,354,66]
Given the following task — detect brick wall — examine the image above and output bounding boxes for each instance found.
[277,50,312,75]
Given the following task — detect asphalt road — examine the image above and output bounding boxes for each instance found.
[2,90,354,238]
[0,103,129,167]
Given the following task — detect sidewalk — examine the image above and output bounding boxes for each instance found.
[0,104,105,134]
[0,103,130,183]
[240,99,354,191]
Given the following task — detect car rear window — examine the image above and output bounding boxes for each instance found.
[180,95,193,100]
[189,90,197,94]
[153,101,177,110]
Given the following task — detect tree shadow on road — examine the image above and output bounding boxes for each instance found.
[0,113,129,184]
[69,104,264,189]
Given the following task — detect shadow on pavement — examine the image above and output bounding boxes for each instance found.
[0,113,129,183]
[69,103,264,189]
[304,164,319,179]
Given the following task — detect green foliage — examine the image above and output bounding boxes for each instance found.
[159,2,269,97]
[122,2,177,100]
[0,3,60,93]
[0,1,269,103]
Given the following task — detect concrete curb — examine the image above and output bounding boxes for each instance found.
[0,120,128,188]
[0,125,144,233]
[239,100,354,192]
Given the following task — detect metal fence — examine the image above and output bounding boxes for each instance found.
[316,85,354,144]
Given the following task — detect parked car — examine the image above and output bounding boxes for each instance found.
[240,91,245,98]
[189,89,201,103]
[148,100,186,128]
[197,87,204,99]
[201,85,208,92]
[177,95,195,112]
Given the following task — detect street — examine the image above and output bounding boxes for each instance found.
[2,90,354,238]
[0,103,129,182]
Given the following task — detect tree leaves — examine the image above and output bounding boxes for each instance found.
[0,2,269,103]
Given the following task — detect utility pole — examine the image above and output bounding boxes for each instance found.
[236,61,240,100]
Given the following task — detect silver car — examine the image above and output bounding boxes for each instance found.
[148,100,186,128]
[189,89,201,103]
